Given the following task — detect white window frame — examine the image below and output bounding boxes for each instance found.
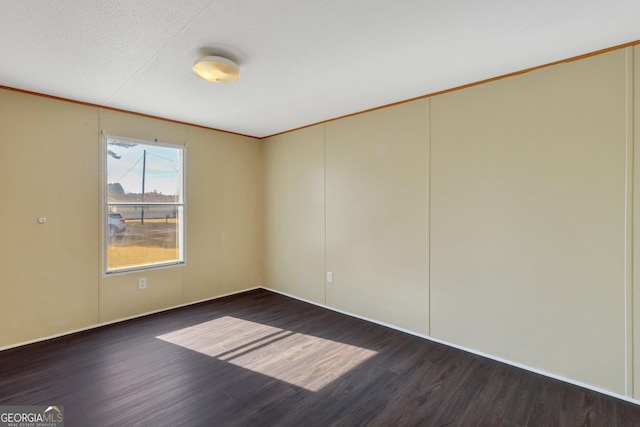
[103,134,186,275]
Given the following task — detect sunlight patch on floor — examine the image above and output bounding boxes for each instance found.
[156,316,378,392]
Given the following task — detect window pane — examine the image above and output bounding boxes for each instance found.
[105,136,184,273]
[107,139,182,203]
[107,206,183,271]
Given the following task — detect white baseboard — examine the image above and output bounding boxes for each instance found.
[0,286,260,352]
[261,286,640,407]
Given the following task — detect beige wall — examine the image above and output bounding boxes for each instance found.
[325,101,429,334]
[430,49,628,393]
[263,48,638,396]
[262,101,429,334]
[0,90,263,345]
[1,91,100,346]
[263,125,326,304]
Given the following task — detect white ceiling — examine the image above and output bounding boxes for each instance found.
[1,1,639,138]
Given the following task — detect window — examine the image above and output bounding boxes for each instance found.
[105,136,185,273]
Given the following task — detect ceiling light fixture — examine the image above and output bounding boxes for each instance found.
[192,55,240,83]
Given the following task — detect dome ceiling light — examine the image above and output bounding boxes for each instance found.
[192,55,240,83]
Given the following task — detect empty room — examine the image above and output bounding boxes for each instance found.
[2,1,640,425]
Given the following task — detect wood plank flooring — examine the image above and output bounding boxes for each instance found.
[1,288,639,426]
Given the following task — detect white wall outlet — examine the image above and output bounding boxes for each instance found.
[138,277,147,290]
[327,272,333,284]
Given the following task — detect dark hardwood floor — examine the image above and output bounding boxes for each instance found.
[1,288,639,426]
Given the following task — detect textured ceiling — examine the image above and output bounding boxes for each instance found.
[1,0,639,138]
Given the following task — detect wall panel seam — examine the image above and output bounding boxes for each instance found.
[323,124,328,306]
[426,99,432,336]
[626,46,635,397]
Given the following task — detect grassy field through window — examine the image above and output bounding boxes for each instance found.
[108,219,180,269]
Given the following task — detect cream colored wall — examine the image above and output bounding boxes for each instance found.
[263,101,429,334]
[0,90,263,346]
[263,125,326,304]
[325,100,429,334]
[208,130,263,297]
[263,49,637,396]
[183,126,263,301]
[1,90,100,346]
[430,49,629,393]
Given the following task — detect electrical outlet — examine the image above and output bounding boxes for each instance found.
[138,277,147,290]
[327,272,333,284]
